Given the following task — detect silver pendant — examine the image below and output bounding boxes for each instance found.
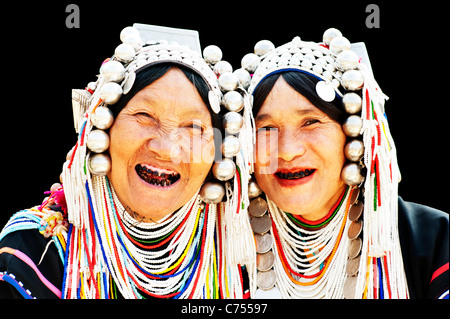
[316,81,336,102]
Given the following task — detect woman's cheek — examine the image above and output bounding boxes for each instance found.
[255,129,279,175]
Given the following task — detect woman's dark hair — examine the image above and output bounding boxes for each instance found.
[110,62,222,132]
[252,71,346,124]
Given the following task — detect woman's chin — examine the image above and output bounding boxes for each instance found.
[124,172,190,221]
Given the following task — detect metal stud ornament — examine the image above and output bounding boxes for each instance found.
[212,158,236,181]
[91,107,114,130]
[199,181,226,204]
[88,153,112,176]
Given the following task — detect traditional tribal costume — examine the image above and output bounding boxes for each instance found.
[0,24,257,299]
[242,28,449,299]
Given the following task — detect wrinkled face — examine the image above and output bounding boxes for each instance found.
[254,77,347,221]
[108,68,215,222]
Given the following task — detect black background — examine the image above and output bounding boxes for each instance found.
[1,0,448,229]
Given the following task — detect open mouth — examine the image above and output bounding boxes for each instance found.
[135,164,181,187]
[275,168,316,180]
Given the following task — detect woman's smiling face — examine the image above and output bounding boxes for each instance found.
[254,77,347,221]
[108,67,215,222]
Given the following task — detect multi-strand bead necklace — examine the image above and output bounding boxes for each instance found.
[62,175,246,299]
[251,187,354,298]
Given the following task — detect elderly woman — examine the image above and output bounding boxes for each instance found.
[0,25,256,299]
[243,28,449,299]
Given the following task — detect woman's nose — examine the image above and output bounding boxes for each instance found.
[277,129,307,162]
[147,133,183,163]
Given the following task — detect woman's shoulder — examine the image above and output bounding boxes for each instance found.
[0,207,67,299]
[398,197,448,225]
[397,197,449,299]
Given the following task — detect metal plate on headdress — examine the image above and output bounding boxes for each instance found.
[348,237,362,259]
[257,251,275,272]
[349,201,364,222]
[249,197,268,217]
[255,233,273,254]
[349,187,360,205]
[133,23,201,54]
[122,71,136,95]
[256,269,277,290]
[347,220,363,240]
[316,81,336,102]
[251,214,272,235]
[208,91,221,114]
[343,276,358,299]
[346,255,361,276]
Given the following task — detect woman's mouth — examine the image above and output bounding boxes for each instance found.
[275,168,316,180]
[273,168,316,187]
[135,164,181,187]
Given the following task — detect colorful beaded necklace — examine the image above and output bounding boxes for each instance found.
[62,175,247,299]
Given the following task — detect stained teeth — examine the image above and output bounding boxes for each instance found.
[276,169,315,180]
[135,164,180,186]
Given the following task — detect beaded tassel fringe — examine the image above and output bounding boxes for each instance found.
[356,64,409,298]
[223,90,257,268]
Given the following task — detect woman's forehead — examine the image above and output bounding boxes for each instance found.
[126,68,210,117]
[256,78,322,122]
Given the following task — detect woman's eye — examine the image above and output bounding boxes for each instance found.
[303,119,320,127]
[135,112,153,119]
[186,122,204,132]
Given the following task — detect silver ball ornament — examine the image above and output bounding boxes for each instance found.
[248,178,262,199]
[241,53,260,73]
[323,28,342,46]
[329,36,351,55]
[212,158,236,181]
[122,33,142,51]
[233,68,251,90]
[342,70,364,91]
[342,93,362,114]
[91,107,114,130]
[199,181,226,204]
[223,112,244,135]
[342,115,363,137]
[341,163,364,186]
[100,82,123,105]
[254,40,275,56]
[344,139,365,162]
[222,91,244,112]
[221,135,241,158]
[86,129,110,153]
[115,43,136,63]
[88,153,112,176]
[100,60,125,83]
[120,26,140,43]
[336,50,359,71]
[218,72,239,92]
[203,45,222,65]
[213,60,233,77]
